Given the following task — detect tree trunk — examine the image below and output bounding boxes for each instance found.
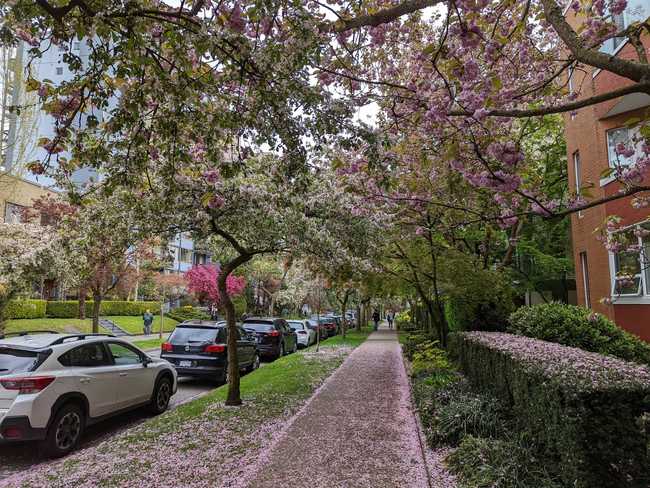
[78,286,87,320]
[218,254,252,407]
[92,292,101,333]
[355,304,361,331]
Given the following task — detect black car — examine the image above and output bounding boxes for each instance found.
[160,321,259,382]
[242,318,298,359]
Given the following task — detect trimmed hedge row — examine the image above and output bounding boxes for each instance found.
[450,331,650,488]
[46,301,160,318]
[5,300,47,319]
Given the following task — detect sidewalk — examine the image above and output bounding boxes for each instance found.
[243,325,431,488]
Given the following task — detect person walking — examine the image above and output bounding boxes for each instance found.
[372,309,380,331]
[387,311,394,330]
[210,303,219,321]
[142,309,154,335]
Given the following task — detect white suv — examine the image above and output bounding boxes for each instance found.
[0,332,177,457]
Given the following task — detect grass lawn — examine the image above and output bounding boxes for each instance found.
[107,315,178,335]
[4,316,178,336]
[9,329,371,488]
[4,317,93,334]
[131,338,165,350]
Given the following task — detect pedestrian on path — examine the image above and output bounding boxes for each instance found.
[210,303,219,321]
[142,309,154,335]
[387,311,394,329]
[372,309,380,331]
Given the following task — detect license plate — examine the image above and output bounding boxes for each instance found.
[179,360,192,367]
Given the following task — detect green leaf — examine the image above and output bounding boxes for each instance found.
[600,167,614,179]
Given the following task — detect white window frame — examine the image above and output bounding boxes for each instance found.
[606,125,643,169]
[4,202,26,223]
[579,251,591,308]
[599,1,649,55]
[573,150,584,218]
[608,220,650,301]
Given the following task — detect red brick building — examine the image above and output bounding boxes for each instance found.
[564,2,650,341]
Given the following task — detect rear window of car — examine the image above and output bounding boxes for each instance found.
[0,348,39,375]
[169,327,222,344]
[243,323,274,332]
[288,322,304,330]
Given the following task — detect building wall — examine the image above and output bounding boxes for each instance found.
[564,6,650,341]
[0,173,57,222]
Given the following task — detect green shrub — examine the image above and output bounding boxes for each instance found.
[167,305,210,323]
[46,300,159,318]
[5,300,47,319]
[450,331,650,488]
[508,302,650,365]
[402,331,434,360]
[431,390,508,446]
[447,434,563,488]
[232,296,247,318]
[411,340,451,377]
[442,255,514,332]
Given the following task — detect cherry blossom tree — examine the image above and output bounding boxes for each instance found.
[0,223,61,332]
[185,264,246,306]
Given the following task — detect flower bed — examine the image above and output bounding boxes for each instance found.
[450,332,650,488]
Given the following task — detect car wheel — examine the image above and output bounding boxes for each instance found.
[291,341,297,354]
[277,342,285,358]
[247,353,260,372]
[148,377,172,415]
[40,403,85,458]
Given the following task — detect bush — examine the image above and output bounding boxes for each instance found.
[5,300,47,319]
[508,302,650,365]
[166,305,210,323]
[447,434,563,488]
[46,300,159,318]
[442,255,515,332]
[450,331,650,488]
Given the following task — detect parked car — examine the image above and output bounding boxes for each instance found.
[160,321,259,382]
[306,319,327,341]
[326,315,343,333]
[287,320,316,348]
[242,318,297,359]
[0,332,177,458]
[315,317,338,337]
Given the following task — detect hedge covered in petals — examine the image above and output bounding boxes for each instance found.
[450,332,650,488]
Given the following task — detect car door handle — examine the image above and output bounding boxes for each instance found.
[119,373,128,377]
[79,378,91,384]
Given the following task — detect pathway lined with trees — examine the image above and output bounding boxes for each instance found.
[243,325,438,488]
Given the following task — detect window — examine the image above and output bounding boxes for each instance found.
[610,222,650,298]
[59,344,110,367]
[73,42,80,50]
[600,1,650,54]
[573,151,581,190]
[56,67,63,75]
[107,343,142,365]
[179,248,192,263]
[579,252,591,308]
[0,348,39,374]
[4,202,25,223]
[606,125,641,168]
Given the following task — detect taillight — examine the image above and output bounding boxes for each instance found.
[204,344,226,353]
[2,427,23,439]
[161,342,173,352]
[267,330,281,337]
[0,376,55,394]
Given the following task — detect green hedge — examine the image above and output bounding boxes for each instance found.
[166,306,210,323]
[46,300,159,318]
[5,300,47,319]
[450,331,650,488]
[508,302,650,366]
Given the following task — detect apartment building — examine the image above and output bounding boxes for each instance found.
[564,1,650,341]
[1,41,210,277]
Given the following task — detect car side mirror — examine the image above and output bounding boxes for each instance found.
[143,356,153,367]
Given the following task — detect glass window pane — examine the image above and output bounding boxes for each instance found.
[107,343,141,365]
[614,276,642,296]
[607,127,633,167]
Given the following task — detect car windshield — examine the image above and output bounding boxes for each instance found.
[243,323,274,332]
[0,347,39,375]
[288,322,304,330]
[169,327,221,344]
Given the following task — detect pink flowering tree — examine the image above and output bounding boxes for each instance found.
[185,264,246,306]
